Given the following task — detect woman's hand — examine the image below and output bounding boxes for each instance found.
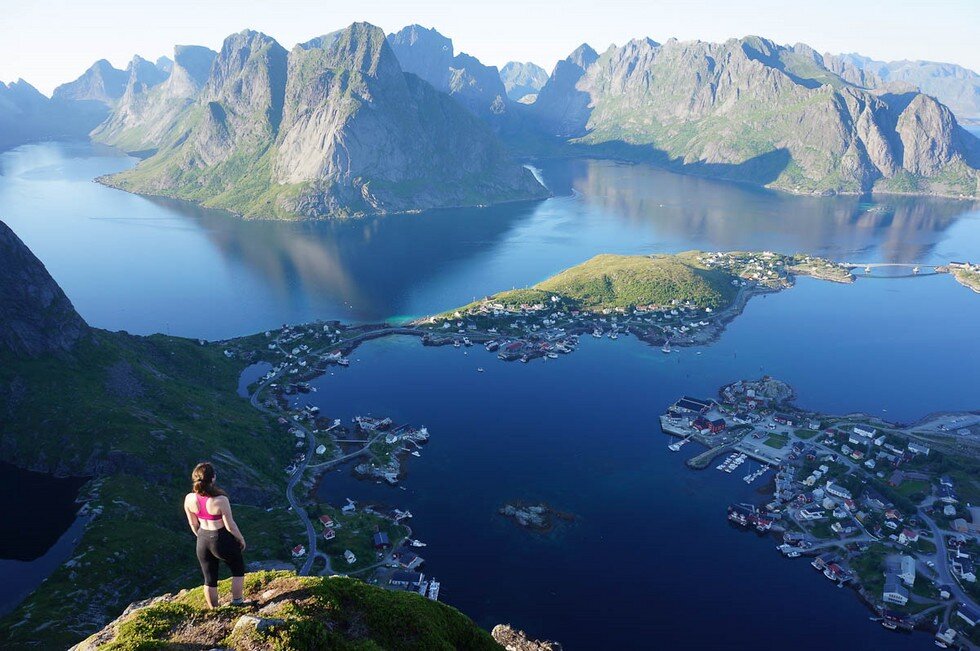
[238,537,247,551]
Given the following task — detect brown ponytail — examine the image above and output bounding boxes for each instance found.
[191,462,227,497]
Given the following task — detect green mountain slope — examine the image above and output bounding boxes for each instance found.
[486,253,737,311]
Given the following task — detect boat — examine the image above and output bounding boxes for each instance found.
[477,367,485,372]
[453,340,461,348]
[411,451,421,457]
[661,340,671,354]
[485,341,499,352]
[427,579,440,601]
[547,352,558,359]
[881,621,897,631]
[463,338,472,346]
[521,355,528,363]
[409,539,427,548]
[338,357,350,367]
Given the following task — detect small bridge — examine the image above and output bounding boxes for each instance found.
[841,262,944,278]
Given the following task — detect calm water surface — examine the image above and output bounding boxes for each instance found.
[1,141,978,647]
[309,276,979,650]
[1,141,977,338]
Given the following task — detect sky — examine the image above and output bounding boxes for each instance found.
[2,0,978,95]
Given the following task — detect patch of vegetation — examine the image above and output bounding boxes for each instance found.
[80,571,499,651]
[480,253,737,312]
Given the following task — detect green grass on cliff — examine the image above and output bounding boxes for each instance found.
[484,253,737,311]
[82,571,500,651]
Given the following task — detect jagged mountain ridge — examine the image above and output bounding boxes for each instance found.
[99,23,546,219]
[0,221,88,358]
[93,45,218,150]
[527,36,980,197]
[822,53,980,125]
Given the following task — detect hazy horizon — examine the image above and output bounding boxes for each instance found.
[1,0,978,96]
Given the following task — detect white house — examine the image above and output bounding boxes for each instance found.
[882,575,909,606]
[886,555,916,586]
[853,425,876,438]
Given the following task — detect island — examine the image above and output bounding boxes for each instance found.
[498,502,577,534]
[660,377,980,647]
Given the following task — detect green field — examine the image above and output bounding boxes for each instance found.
[459,252,738,313]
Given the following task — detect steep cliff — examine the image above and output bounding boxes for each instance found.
[103,23,546,219]
[0,221,88,357]
[823,53,980,125]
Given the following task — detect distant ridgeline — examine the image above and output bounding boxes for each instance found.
[3,23,980,212]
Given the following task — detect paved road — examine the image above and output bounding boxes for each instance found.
[246,326,418,576]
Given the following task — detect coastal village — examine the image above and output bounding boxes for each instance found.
[416,251,854,361]
[226,321,445,604]
[660,377,980,648]
[216,250,980,646]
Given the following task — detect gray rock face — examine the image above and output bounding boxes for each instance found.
[491,625,563,651]
[93,45,217,150]
[387,25,509,118]
[500,61,549,101]
[528,36,979,196]
[823,53,980,124]
[53,59,128,104]
[0,220,88,358]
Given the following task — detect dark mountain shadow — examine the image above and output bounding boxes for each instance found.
[556,139,792,188]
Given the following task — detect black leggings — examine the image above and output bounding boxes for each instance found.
[196,528,245,587]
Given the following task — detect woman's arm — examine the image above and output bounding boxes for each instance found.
[219,497,246,550]
[183,496,200,534]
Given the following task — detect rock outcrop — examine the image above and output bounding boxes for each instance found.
[500,61,549,102]
[0,220,88,358]
[528,36,980,196]
[101,23,546,219]
[69,571,506,650]
[492,625,564,651]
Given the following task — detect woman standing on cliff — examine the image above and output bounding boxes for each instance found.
[183,462,248,607]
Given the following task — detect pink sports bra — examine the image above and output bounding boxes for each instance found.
[196,494,222,521]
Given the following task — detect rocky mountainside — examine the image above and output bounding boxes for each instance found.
[52,59,128,105]
[0,221,88,357]
[500,61,549,102]
[528,36,980,197]
[100,23,546,219]
[531,44,598,138]
[92,45,217,150]
[387,24,509,119]
[823,53,980,125]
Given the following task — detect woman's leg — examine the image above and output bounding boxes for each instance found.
[216,529,246,602]
[196,532,221,608]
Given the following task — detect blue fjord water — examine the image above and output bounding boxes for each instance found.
[1,141,978,647]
